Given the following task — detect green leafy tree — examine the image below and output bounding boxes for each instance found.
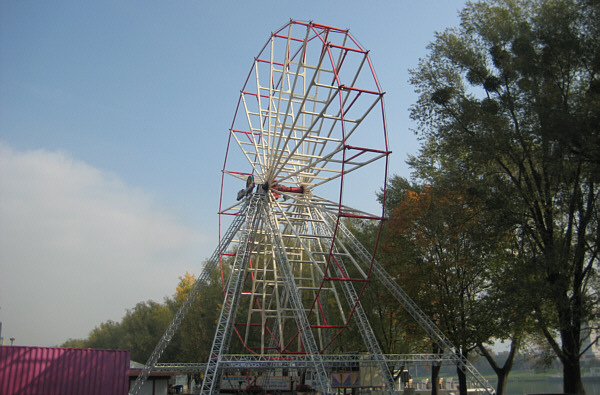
[85,320,125,350]
[169,269,224,362]
[381,181,508,394]
[409,0,600,392]
[473,243,534,394]
[341,213,420,355]
[119,300,174,362]
[60,338,87,348]
[380,173,530,394]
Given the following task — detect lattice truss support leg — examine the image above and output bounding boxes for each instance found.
[311,207,399,394]
[129,199,252,395]
[200,193,265,394]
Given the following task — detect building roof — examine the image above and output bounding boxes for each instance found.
[0,345,130,395]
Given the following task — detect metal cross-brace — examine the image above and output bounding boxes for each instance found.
[129,199,251,395]
[333,216,496,395]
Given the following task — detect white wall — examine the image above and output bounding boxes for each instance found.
[130,377,171,395]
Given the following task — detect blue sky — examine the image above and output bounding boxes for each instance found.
[0,1,468,347]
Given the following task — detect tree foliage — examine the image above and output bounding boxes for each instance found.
[170,269,223,362]
[409,0,599,392]
[60,263,225,364]
[379,180,516,393]
[342,212,421,354]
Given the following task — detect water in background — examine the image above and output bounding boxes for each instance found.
[504,376,599,394]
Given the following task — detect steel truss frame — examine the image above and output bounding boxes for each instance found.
[154,354,457,372]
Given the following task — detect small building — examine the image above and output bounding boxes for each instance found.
[0,345,130,395]
[129,361,179,395]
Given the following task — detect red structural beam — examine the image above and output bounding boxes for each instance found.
[326,42,367,55]
[272,33,305,43]
[225,170,254,177]
[344,145,389,154]
[272,184,304,194]
[231,129,261,144]
[340,85,383,96]
[219,211,243,216]
[310,22,348,32]
[323,277,369,282]
[311,324,347,329]
[338,212,384,221]
[255,57,286,67]
[242,91,270,100]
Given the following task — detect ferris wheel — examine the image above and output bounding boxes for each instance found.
[209,20,391,394]
[218,18,389,350]
[131,20,497,395]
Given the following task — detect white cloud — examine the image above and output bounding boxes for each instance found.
[0,143,206,346]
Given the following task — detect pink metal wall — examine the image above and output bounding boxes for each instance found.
[0,345,130,395]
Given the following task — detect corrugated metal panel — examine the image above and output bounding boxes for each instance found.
[0,345,130,395]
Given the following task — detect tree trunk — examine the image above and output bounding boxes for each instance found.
[477,337,520,395]
[555,286,586,394]
[456,364,468,395]
[495,370,509,395]
[431,363,441,395]
[543,323,586,395]
[563,354,585,394]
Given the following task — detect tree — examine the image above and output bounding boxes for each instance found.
[169,269,224,362]
[60,338,87,348]
[409,0,600,392]
[119,300,174,362]
[381,181,506,394]
[85,320,125,350]
[342,212,422,355]
[474,254,531,395]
